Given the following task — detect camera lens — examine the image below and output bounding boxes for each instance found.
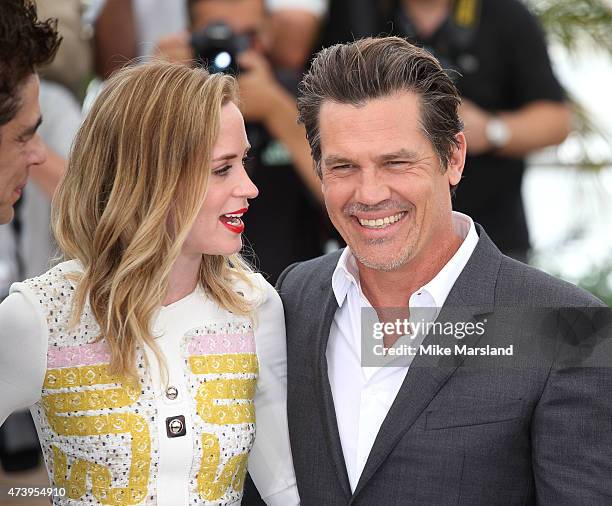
[213,51,233,72]
[190,22,240,75]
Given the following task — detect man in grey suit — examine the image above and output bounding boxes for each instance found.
[275,37,612,505]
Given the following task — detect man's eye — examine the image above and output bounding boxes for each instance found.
[213,165,231,176]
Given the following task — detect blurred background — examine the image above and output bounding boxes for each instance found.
[1,0,610,503]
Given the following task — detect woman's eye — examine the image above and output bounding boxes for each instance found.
[213,165,231,176]
[242,155,253,169]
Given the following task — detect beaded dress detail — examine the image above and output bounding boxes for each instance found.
[13,262,259,505]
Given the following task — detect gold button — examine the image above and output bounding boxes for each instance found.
[166,386,178,400]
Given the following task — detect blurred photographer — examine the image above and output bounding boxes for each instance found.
[92,0,326,77]
[154,0,328,282]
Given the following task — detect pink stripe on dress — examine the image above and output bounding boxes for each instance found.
[47,341,111,368]
[187,332,256,355]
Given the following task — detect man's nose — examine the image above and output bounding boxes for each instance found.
[354,168,391,205]
[28,134,47,166]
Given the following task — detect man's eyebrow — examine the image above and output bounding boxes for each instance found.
[212,144,251,162]
[374,148,421,164]
[323,154,355,167]
[323,149,422,167]
[19,116,43,139]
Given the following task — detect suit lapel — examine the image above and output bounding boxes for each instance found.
[352,226,502,499]
[313,255,353,498]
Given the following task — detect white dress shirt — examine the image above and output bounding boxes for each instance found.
[327,212,479,491]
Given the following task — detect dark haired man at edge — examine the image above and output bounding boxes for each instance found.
[0,0,60,472]
[0,0,61,225]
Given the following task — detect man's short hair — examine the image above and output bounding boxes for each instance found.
[0,0,60,128]
[297,36,464,179]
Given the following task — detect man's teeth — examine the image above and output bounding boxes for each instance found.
[358,212,405,229]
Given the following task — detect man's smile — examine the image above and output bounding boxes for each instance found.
[356,211,406,229]
[347,209,411,241]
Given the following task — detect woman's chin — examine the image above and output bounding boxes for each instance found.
[201,238,244,257]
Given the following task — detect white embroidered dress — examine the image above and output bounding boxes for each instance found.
[0,260,299,505]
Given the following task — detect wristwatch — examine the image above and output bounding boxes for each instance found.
[485,117,511,149]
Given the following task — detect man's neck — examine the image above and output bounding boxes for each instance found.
[358,223,463,309]
[402,0,453,38]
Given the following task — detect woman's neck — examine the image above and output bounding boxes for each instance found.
[163,253,201,306]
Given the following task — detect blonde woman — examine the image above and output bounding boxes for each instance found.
[0,62,299,505]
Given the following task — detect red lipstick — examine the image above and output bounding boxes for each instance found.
[219,207,248,234]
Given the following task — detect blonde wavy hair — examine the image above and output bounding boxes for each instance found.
[52,61,255,381]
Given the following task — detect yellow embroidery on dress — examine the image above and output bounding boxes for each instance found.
[52,445,88,499]
[189,354,258,375]
[190,353,258,501]
[42,366,150,505]
[43,364,127,389]
[198,433,249,501]
[196,378,257,425]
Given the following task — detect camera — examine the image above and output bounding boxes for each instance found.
[190,22,252,75]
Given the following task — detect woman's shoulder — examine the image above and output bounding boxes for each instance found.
[9,260,83,331]
[11,259,82,295]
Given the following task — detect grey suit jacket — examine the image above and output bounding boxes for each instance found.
[276,226,611,505]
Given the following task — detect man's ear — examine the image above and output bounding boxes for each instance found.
[447,132,466,186]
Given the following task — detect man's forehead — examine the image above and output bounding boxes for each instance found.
[317,94,432,163]
[17,77,41,115]
[319,95,422,136]
[2,75,41,135]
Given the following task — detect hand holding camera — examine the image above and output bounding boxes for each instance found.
[155,22,284,126]
[237,50,284,124]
